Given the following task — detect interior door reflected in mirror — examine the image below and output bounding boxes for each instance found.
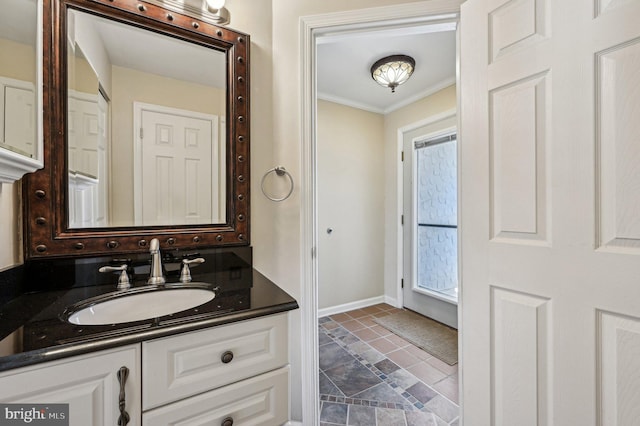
[66,9,227,229]
[0,0,39,158]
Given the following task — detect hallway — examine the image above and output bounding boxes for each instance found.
[319,304,459,425]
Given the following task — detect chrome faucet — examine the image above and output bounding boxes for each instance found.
[179,257,205,283]
[148,238,166,285]
[99,264,131,290]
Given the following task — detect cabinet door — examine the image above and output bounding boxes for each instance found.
[142,367,289,426]
[143,313,288,409]
[0,345,141,426]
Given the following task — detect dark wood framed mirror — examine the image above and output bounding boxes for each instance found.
[23,0,250,258]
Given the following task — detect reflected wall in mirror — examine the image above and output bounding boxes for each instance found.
[67,9,227,229]
[0,0,41,159]
[23,0,250,258]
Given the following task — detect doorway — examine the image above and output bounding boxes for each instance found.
[306,3,462,425]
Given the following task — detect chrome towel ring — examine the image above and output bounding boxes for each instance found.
[261,166,294,202]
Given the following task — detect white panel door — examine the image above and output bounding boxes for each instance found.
[139,108,215,226]
[460,0,640,424]
[3,84,36,157]
[68,93,99,177]
[67,92,100,228]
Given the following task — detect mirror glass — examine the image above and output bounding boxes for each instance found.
[0,0,39,158]
[66,9,227,229]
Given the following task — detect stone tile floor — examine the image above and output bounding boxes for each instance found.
[319,304,459,426]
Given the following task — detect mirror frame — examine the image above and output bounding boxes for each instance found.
[23,0,250,259]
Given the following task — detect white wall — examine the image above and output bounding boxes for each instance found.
[317,100,385,310]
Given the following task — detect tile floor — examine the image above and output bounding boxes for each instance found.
[319,304,459,426]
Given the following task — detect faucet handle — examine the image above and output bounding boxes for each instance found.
[99,264,131,290]
[180,258,205,283]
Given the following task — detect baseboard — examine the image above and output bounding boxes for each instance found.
[317,295,385,318]
[384,295,399,308]
[283,422,303,426]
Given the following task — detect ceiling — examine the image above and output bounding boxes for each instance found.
[317,22,457,114]
[72,10,226,89]
[0,0,37,45]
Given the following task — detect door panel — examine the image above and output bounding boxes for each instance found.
[460,0,640,424]
[489,72,549,243]
[597,39,640,251]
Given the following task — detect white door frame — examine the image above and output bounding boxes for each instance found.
[300,1,463,424]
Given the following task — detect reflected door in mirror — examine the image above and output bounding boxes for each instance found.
[136,104,223,226]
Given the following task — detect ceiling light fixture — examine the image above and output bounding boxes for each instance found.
[370,55,416,93]
[204,0,230,25]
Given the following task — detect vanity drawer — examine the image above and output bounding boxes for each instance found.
[142,313,288,409]
[142,366,289,426]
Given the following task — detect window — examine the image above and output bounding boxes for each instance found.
[415,134,458,300]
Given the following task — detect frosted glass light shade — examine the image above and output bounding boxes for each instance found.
[203,0,230,24]
[206,0,225,9]
[370,55,415,93]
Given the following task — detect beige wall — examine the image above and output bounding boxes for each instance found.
[0,38,35,83]
[69,55,99,95]
[225,0,275,284]
[110,66,225,225]
[317,100,385,310]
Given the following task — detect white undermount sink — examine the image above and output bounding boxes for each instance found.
[66,285,216,325]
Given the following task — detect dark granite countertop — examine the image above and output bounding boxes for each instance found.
[0,248,298,372]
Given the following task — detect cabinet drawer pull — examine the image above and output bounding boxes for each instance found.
[117,366,130,425]
[221,351,234,364]
[221,417,234,426]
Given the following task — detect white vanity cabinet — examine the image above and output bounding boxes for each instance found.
[0,313,290,426]
[0,344,141,426]
[142,313,289,425]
